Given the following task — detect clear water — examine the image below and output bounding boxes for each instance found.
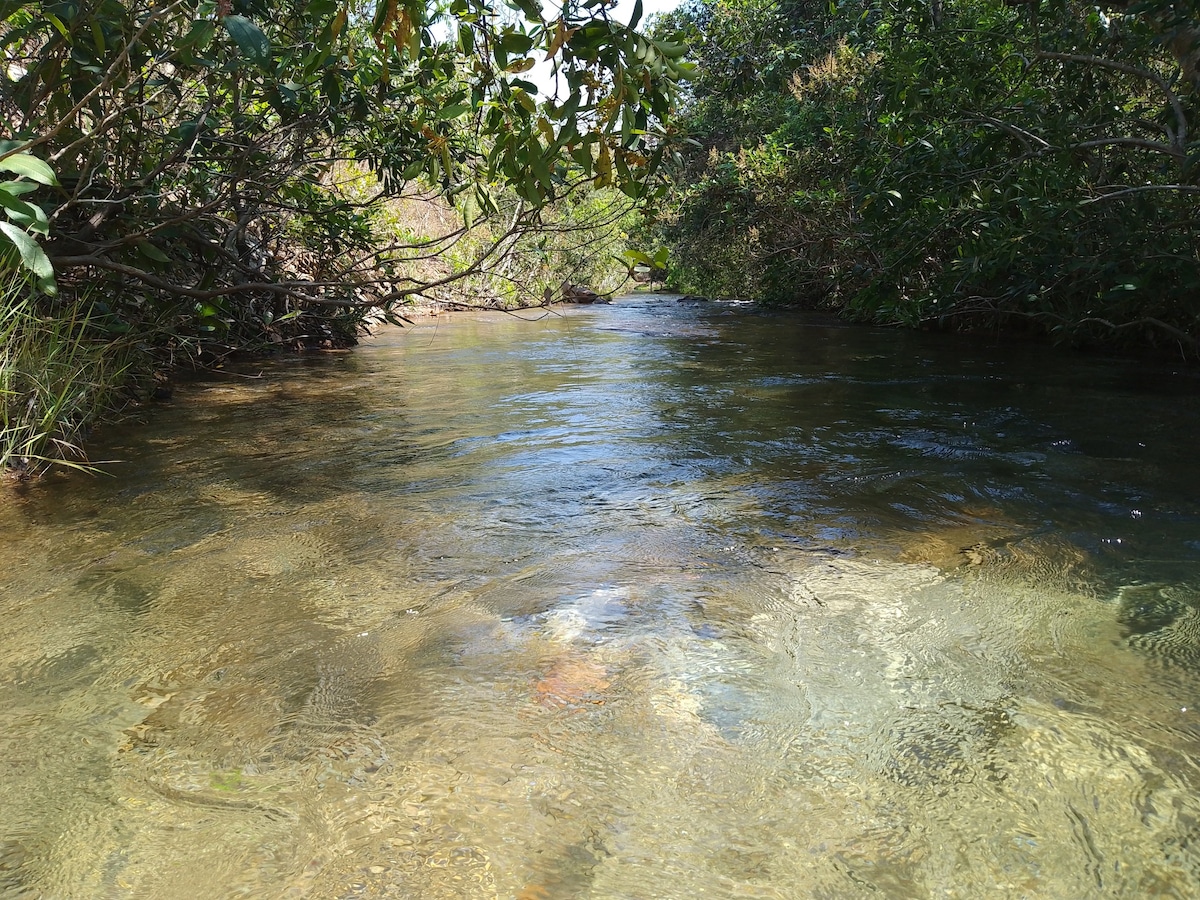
[1,296,1199,898]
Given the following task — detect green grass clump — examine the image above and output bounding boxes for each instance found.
[0,277,132,478]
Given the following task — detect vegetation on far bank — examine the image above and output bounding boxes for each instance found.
[645,0,1200,357]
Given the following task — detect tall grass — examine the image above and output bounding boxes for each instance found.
[0,277,132,478]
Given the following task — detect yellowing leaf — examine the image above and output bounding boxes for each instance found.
[513,90,536,114]
[545,20,578,60]
[595,141,612,186]
[331,4,348,39]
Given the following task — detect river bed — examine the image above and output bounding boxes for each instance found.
[1,296,1199,898]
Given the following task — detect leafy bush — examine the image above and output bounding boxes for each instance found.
[654,0,1200,356]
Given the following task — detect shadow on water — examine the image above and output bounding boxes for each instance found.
[647,307,1200,574]
[1,297,1200,897]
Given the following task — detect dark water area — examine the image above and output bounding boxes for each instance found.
[1,296,1199,897]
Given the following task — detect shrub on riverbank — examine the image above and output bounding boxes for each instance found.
[651,0,1200,358]
[361,178,641,310]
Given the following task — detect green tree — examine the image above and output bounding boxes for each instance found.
[0,0,686,343]
[655,0,1200,355]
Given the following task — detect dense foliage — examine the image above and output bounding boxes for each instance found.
[0,0,686,473]
[654,0,1200,356]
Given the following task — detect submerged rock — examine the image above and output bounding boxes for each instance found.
[535,657,611,708]
[1115,583,1192,635]
[1114,582,1200,669]
[561,284,606,304]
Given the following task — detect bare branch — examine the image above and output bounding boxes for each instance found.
[975,113,1050,151]
[50,255,367,306]
[1072,137,1185,159]
[1083,184,1200,203]
[1035,51,1188,151]
[2,1,188,165]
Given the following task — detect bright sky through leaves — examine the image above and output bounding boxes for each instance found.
[527,0,680,95]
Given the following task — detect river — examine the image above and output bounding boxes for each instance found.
[1,296,1198,898]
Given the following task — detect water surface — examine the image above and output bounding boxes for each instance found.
[2,297,1199,898]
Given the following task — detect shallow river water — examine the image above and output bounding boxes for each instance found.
[2,296,1200,898]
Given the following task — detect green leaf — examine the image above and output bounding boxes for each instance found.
[0,188,48,234]
[0,152,58,186]
[530,152,553,189]
[629,0,643,30]
[46,1,80,22]
[476,182,497,216]
[222,15,271,69]
[0,180,38,197]
[655,39,686,59]
[171,119,202,147]
[437,103,472,119]
[509,0,540,22]
[460,188,477,229]
[136,241,170,263]
[570,143,593,176]
[179,20,217,52]
[498,32,536,55]
[0,221,55,289]
[45,12,69,38]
